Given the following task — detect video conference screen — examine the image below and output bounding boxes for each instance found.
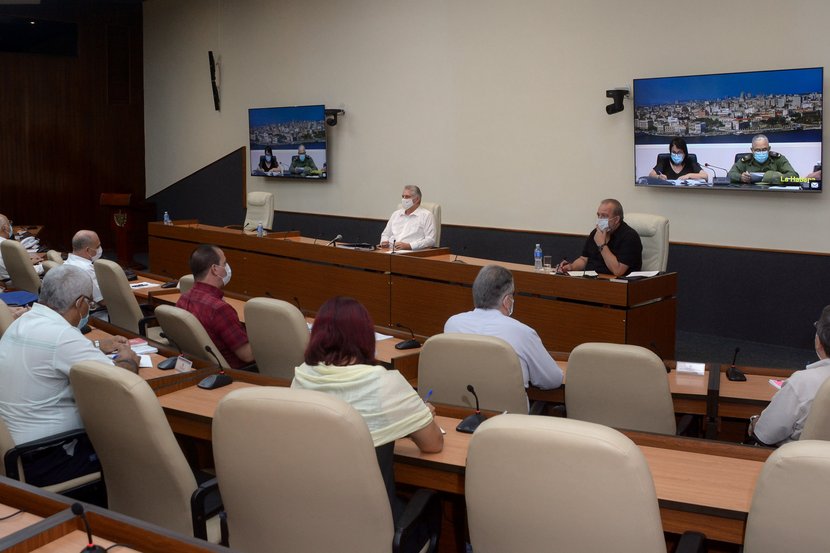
[634,67,823,192]
[249,104,328,180]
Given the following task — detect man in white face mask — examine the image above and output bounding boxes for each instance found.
[176,245,254,370]
[556,199,642,277]
[379,185,436,251]
[444,265,563,390]
[65,230,105,306]
[752,305,830,446]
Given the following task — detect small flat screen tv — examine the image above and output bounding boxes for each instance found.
[249,104,328,179]
[633,67,822,192]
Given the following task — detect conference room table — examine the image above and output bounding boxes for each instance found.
[147,221,678,356]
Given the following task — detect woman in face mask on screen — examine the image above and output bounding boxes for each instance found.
[648,137,708,181]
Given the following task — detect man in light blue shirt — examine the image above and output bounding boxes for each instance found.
[444,265,563,389]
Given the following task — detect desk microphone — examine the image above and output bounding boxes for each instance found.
[197,346,233,389]
[157,332,182,370]
[325,234,342,247]
[453,246,468,264]
[456,384,486,434]
[726,346,746,382]
[71,503,106,553]
[393,323,420,350]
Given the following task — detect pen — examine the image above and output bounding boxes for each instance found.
[423,389,433,402]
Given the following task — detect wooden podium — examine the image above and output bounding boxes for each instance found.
[100,193,134,267]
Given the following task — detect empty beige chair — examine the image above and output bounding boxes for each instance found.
[1,240,41,294]
[0,417,100,495]
[46,250,64,264]
[244,297,308,379]
[0,302,14,337]
[154,304,230,368]
[418,333,528,414]
[565,342,676,434]
[93,259,164,342]
[626,212,669,272]
[213,386,439,553]
[800,377,830,441]
[41,260,59,273]
[177,273,195,294]
[244,191,274,230]
[70,361,222,541]
[744,440,830,553]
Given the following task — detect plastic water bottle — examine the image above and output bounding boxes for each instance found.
[534,244,543,271]
[256,221,264,238]
[163,211,171,226]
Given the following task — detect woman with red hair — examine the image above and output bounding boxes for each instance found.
[291,296,443,453]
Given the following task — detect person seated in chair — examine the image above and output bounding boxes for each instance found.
[379,185,436,251]
[64,230,105,306]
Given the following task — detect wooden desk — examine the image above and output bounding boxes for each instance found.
[128,275,168,299]
[148,221,676,355]
[394,416,765,545]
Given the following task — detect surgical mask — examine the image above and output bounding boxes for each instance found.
[265,154,272,162]
[754,151,769,164]
[670,153,684,164]
[77,299,90,330]
[92,246,102,262]
[222,262,232,286]
[401,198,414,210]
[299,154,306,162]
[597,218,611,232]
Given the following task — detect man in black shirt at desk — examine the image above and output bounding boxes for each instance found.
[556,199,642,277]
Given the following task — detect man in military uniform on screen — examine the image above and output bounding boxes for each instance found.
[289,144,319,176]
[727,134,798,185]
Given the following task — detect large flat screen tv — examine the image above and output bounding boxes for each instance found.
[634,67,822,192]
[249,104,328,179]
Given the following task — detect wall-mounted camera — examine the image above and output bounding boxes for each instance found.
[325,108,345,126]
[605,88,630,115]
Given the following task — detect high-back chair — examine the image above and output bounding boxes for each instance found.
[41,260,59,273]
[800,377,830,441]
[244,297,308,379]
[154,304,230,368]
[177,273,195,294]
[744,440,830,553]
[466,415,704,553]
[418,333,528,414]
[93,259,163,341]
[397,201,442,247]
[1,240,41,294]
[212,386,440,553]
[565,342,676,434]
[244,191,274,230]
[69,361,222,542]
[46,250,64,264]
[625,212,669,272]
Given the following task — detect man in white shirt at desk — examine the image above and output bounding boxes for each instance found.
[379,185,436,251]
[64,230,105,306]
[444,265,563,390]
[753,304,830,445]
[0,213,44,282]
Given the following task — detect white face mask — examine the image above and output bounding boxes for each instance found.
[597,218,611,232]
[401,197,414,210]
[222,262,232,286]
[91,246,103,262]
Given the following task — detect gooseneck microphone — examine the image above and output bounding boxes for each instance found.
[704,162,729,174]
[726,346,746,382]
[394,323,420,350]
[325,234,342,247]
[452,246,468,264]
[71,503,107,553]
[197,346,233,389]
[456,384,487,434]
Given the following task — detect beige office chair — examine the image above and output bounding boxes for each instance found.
[625,212,669,272]
[744,440,830,553]
[177,273,195,294]
[397,201,442,247]
[244,297,308,379]
[0,416,101,495]
[565,342,676,434]
[154,304,230,369]
[46,250,64,264]
[800,377,830,441]
[418,333,529,414]
[41,260,59,273]
[212,387,440,553]
[1,240,41,294]
[93,259,164,342]
[466,415,703,553]
[70,360,223,542]
[244,191,274,230]
[0,302,14,337]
